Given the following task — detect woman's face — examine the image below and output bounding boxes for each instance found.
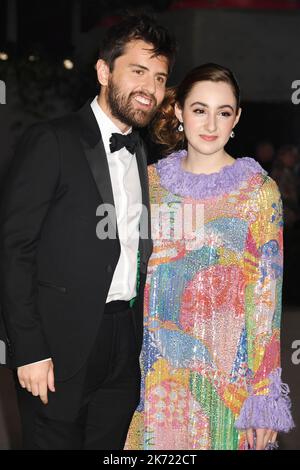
[175,80,241,156]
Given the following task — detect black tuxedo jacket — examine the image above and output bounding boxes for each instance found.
[0,100,152,380]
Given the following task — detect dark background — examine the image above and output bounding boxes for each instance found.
[0,0,299,450]
[1,1,300,166]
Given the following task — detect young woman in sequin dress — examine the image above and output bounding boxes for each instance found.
[126,63,294,450]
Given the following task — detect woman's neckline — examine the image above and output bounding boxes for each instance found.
[180,154,237,176]
[155,150,266,199]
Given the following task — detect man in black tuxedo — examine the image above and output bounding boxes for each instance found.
[0,15,176,449]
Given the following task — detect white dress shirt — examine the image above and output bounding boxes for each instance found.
[29,97,142,366]
[90,96,142,302]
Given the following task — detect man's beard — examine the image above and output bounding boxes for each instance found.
[107,79,158,128]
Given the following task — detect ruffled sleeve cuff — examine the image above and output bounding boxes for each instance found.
[235,368,295,433]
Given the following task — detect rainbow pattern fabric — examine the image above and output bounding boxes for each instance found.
[126,152,294,450]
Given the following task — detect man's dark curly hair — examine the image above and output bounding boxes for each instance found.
[99,14,176,74]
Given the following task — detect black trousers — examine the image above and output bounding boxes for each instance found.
[15,304,141,449]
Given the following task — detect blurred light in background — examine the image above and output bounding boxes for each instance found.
[0,51,9,61]
[63,58,74,70]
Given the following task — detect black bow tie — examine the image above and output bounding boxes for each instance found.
[109,131,139,155]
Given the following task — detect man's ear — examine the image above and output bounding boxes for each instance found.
[96,59,110,87]
[174,102,183,123]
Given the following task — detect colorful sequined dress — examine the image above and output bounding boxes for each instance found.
[126,151,294,450]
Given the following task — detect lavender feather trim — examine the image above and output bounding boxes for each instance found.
[235,368,295,432]
[156,150,266,199]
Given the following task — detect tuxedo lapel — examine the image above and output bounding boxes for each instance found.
[135,140,153,271]
[81,139,115,211]
[135,140,149,217]
[76,100,152,268]
[76,101,116,227]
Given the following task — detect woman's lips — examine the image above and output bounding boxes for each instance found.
[200,135,218,141]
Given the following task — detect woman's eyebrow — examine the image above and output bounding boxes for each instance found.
[190,101,234,111]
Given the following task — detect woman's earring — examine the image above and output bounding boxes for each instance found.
[178,123,184,132]
[230,130,235,138]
